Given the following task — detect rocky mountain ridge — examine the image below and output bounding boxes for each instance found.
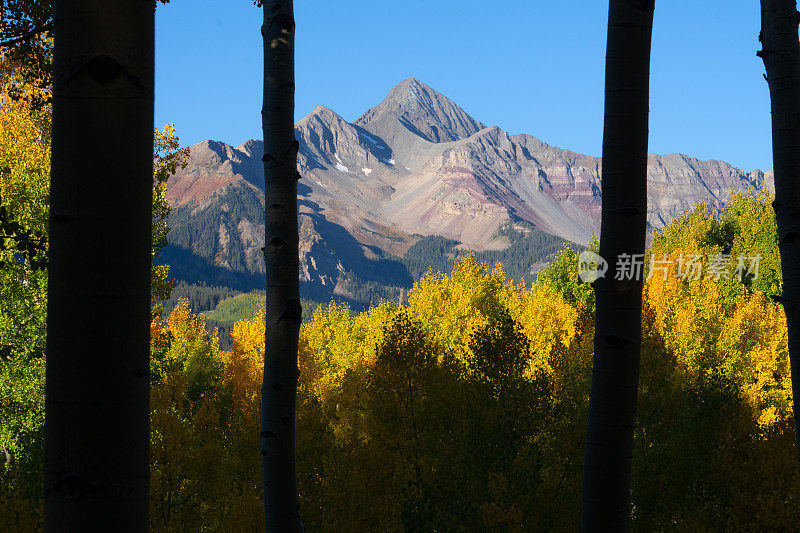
[161,78,773,303]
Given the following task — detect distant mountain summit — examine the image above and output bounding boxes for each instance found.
[161,79,773,302]
[356,78,486,144]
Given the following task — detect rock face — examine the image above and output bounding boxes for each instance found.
[356,78,486,146]
[162,78,773,298]
[165,140,264,205]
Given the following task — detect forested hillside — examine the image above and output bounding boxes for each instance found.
[164,219,571,334]
[401,223,569,281]
[4,180,797,528]
[161,192,572,307]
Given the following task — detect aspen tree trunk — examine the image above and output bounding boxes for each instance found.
[581,1,654,530]
[760,0,800,470]
[45,0,153,530]
[260,1,304,531]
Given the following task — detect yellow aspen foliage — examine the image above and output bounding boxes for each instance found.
[149,301,231,531]
[292,260,596,530]
[0,48,51,532]
[226,309,266,398]
[643,245,792,430]
[300,302,359,379]
[139,194,798,530]
[221,309,265,442]
[645,250,727,371]
[162,300,222,399]
[214,310,267,527]
[718,291,791,428]
[150,371,225,532]
[505,281,581,376]
[0,188,774,530]
[631,197,798,529]
[299,301,400,402]
[151,124,189,305]
[0,49,50,255]
[722,189,782,297]
[409,254,507,363]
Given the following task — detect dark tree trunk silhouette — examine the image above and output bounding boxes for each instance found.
[260,0,304,531]
[45,0,153,530]
[581,1,654,530]
[759,0,800,470]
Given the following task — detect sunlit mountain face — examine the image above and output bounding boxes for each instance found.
[160,78,772,304]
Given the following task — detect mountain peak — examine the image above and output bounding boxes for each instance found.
[310,104,336,116]
[355,78,486,144]
[236,139,262,155]
[297,104,350,130]
[388,77,427,97]
[384,78,447,104]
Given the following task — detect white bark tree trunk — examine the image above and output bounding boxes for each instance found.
[581,1,654,530]
[759,0,800,472]
[260,1,304,531]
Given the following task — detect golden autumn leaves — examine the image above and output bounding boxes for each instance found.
[144,203,800,529]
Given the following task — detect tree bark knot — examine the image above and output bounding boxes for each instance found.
[87,55,123,84]
[263,12,295,38]
[286,139,299,157]
[56,54,147,93]
[595,333,632,348]
[46,472,112,498]
[267,237,286,250]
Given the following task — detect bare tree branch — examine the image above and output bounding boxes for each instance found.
[0,19,53,48]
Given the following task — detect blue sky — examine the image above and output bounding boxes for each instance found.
[155,1,772,172]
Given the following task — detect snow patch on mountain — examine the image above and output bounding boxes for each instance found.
[334,153,350,173]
